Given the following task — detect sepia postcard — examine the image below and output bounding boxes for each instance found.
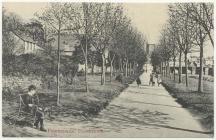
[1,0,214,138]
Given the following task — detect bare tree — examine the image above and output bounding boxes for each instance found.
[167,3,211,91]
[91,3,118,85]
[168,5,186,83]
[172,4,197,86]
[64,3,99,92]
[191,4,208,92]
[36,3,76,105]
[176,3,211,91]
[190,3,214,47]
[107,4,125,81]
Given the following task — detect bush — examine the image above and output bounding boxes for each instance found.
[3,54,79,85]
[2,75,43,100]
[3,54,55,76]
[2,87,13,100]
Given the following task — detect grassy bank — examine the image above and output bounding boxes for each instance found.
[3,72,141,136]
[162,76,214,133]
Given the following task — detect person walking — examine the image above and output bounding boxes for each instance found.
[152,72,156,86]
[136,77,141,87]
[157,74,162,86]
[149,72,153,86]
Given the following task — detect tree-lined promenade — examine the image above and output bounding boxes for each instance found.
[2,2,214,137]
[151,3,213,93]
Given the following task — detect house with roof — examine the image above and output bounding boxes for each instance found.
[10,31,44,55]
[49,33,80,56]
[49,33,106,74]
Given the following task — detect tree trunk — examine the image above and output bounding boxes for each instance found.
[184,52,188,87]
[161,62,163,76]
[165,61,167,77]
[119,58,122,72]
[128,62,130,76]
[91,64,95,75]
[110,62,113,82]
[125,59,128,77]
[198,42,204,92]
[127,62,130,76]
[101,54,106,85]
[179,51,182,83]
[173,56,176,81]
[160,62,163,74]
[70,71,73,84]
[85,36,88,92]
[113,60,116,77]
[133,61,136,74]
[129,62,132,75]
[57,29,60,106]
[109,55,115,82]
[167,61,170,78]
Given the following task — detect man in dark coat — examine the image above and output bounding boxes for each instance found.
[22,85,47,132]
[136,77,141,87]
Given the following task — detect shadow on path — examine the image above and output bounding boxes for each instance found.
[124,90,171,98]
[121,98,182,108]
[86,104,212,135]
[85,104,173,132]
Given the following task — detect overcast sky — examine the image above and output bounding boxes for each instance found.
[124,3,168,44]
[3,2,169,44]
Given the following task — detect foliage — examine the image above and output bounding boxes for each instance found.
[2,8,23,55]
[3,54,54,76]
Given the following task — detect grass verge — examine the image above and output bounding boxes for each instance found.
[162,76,214,133]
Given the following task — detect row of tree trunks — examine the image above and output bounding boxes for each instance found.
[160,50,182,84]
[157,4,211,93]
[161,61,171,78]
[161,47,203,91]
[105,56,137,84]
[125,60,134,77]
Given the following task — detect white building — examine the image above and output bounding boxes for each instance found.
[11,31,44,55]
